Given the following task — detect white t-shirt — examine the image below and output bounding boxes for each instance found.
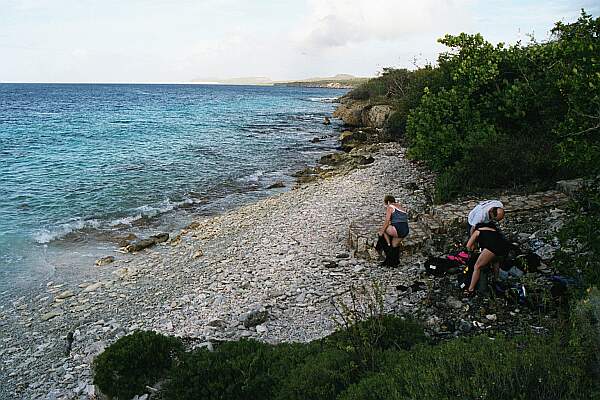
[467,200,504,226]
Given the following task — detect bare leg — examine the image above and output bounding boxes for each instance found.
[384,225,398,246]
[391,237,402,248]
[468,249,496,292]
[382,232,391,246]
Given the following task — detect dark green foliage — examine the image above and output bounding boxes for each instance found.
[347,67,446,139]
[343,334,597,400]
[163,339,303,400]
[555,177,600,289]
[569,288,600,384]
[93,331,184,400]
[276,349,358,400]
[94,313,600,400]
[336,372,401,400]
[395,335,593,400]
[406,11,600,200]
[323,315,427,358]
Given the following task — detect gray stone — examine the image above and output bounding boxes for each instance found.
[56,290,75,300]
[95,256,115,266]
[256,324,268,334]
[82,282,103,293]
[41,311,62,322]
[241,309,269,329]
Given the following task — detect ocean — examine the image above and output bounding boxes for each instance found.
[0,83,347,298]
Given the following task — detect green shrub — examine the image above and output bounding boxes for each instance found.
[276,349,358,400]
[337,372,402,400]
[394,334,593,400]
[384,110,406,139]
[324,315,427,353]
[405,11,600,201]
[569,288,600,385]
[163,339,281,400]
[93,331,184,400]
[555,177,600,289]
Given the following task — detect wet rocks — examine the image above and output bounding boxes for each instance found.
[125,233,169,252]
[267,181,286,189]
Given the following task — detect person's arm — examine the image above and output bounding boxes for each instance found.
[379,207,392,235]
[467,230,480,251]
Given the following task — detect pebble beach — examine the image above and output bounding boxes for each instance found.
[0,143,436,399]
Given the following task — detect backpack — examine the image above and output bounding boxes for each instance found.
[424,256,464,276]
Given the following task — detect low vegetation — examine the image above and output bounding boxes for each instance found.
[93,308,599,399]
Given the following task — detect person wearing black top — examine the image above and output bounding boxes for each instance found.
[464,222,510,296]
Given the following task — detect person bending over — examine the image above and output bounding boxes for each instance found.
[467,200,505,237]
[464,223,510,296]
[378,195,409,266]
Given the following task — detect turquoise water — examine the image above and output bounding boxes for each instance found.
[0,83,346,294]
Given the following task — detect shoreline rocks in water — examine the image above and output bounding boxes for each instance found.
[124,233,169,252]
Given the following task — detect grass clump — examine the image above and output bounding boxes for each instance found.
[93,330,184,400]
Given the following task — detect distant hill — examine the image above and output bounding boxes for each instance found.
[190,74,370,88]
[274,74,370,89]
[191,76,274,85]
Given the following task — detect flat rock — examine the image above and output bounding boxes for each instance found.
[83,282,103,293]
[56,290,75,300]
[95,256,115,266]
[41,311,62,322]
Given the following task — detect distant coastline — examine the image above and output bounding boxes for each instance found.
[191,73,370,88]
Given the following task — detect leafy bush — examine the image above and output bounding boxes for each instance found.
[395,334,594,400]
[346,66,446,140]
[324,315,427,354]
[93,312,600,400]
[337,371,402,400]
[569,288,600,384]
[276,349,358,400]
[93,331,184,400]
[163,339,284,400]
[406,12,599,200]
[555,177,600,289]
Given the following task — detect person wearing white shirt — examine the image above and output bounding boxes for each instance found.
[467,200,505,236]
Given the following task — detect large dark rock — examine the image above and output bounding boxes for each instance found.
[267,181,286,189]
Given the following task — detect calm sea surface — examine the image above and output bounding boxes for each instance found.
[0,83,347,297]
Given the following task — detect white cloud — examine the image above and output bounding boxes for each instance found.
[295,0,474,51]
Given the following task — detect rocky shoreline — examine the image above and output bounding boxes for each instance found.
[0,141,434,399]
[0,130,574,399]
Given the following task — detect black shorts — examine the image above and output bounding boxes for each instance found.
[392,222,409,238]
[478,230,509,257]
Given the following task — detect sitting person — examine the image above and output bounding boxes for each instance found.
[464,222,510,296]
[377,195,409,266]
[467,200,505,237]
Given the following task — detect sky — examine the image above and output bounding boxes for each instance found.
[0,0,598,83]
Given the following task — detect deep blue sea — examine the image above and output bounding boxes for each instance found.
[0,83,347,296]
